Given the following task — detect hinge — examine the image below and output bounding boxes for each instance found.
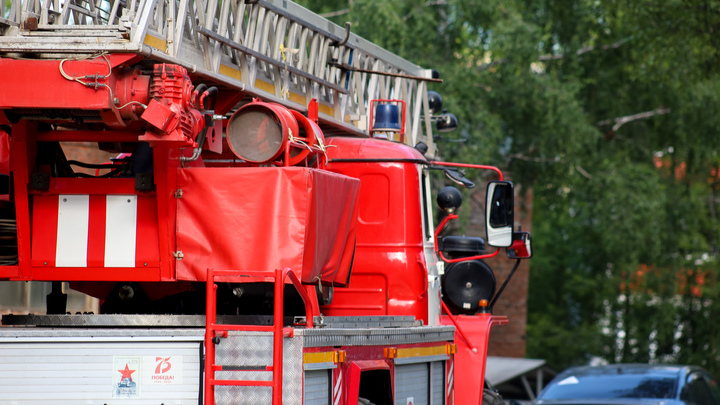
[173,251,184,260]
[174,189,183,198]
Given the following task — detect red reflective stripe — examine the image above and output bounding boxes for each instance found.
[136,196,160,267]
[30,196,59,267]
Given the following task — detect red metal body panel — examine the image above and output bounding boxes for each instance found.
[176,167,359,285]
[322,137,429,322]
[440,314,508,405]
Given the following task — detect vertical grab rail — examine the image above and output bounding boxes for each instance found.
[204,267,315,405]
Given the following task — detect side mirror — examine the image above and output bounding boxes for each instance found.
[507,231,532,259]
[485,181,514,247]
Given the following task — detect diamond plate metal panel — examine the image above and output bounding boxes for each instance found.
[298,326,455,348]
[214,331,304,405]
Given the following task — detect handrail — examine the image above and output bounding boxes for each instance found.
[440,300,478,353]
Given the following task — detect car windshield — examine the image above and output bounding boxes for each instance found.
[540,373,678,400]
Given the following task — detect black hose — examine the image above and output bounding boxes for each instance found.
[204,86,218,111]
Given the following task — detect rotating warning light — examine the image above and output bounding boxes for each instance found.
[226,100,299,164]
[372,104,402,132]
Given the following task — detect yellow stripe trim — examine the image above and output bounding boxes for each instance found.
[396,345,447,359]
[143,34,167,52]
[288,91,306,106]
[255,79,276,95]
[303,351,335,364]
[219,64,242,81]
[318,103,334,117]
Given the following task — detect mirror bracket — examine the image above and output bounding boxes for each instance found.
[434,213,500,263]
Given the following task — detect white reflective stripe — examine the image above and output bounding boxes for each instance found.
[333,369,342,405]
[56,195,89,267]
[104,195,137,267]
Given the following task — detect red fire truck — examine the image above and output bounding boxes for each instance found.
[0,0,532,404]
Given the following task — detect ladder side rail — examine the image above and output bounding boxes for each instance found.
[197,27,346,95]
[399,77,411,141]
[411,80,425,147]
[204,267,218,405]
[199,0,216,70]
[130,0,155,45]
[259,0,427,75]
[38,0,49,25]
[224,0,240,65]
[209,0,232,73]
[166,0,176,55]
[9,0,19,24]
[187,0,201,52]
[421,84,437,156]
[107,0,122,25]
[269,14,285,98]
[285,21,305,104]
[230,0,247,46]
[271,267,284,405]
[153,0,165,37]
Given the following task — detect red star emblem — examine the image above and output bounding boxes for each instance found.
[118,364,136,380]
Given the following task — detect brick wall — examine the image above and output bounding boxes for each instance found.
[465,182,533,358]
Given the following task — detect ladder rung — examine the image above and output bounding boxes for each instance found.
[209,324,275,332]
[209,379,273,387]
[213,365,273,372]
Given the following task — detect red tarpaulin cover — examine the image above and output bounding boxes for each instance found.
[176,167,359,285]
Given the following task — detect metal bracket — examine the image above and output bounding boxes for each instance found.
[29,173,50,191]
[135,173,154,191]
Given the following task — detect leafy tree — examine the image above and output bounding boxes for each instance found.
[297,0,720,374]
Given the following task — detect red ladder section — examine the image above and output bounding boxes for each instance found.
[204,268,315,405]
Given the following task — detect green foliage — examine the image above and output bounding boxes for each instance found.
[296,0,720,373]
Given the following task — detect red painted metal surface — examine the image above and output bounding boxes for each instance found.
[323,137,429,321]
[440,314,508,405]
[0,55,148,127]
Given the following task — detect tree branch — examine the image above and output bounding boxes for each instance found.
[321,8,350,18]
[598,107,671,132]
[508,153,564,163]
[478,37,631,71]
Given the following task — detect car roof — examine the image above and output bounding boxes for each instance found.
[555,364,687,378]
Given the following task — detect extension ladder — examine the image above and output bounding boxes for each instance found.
[0,0,439,154]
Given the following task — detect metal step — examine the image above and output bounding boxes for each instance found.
[0,0,438,154]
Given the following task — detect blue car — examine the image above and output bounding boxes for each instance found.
[534,364,720,405]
